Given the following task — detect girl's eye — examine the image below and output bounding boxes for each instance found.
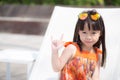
[82,32,87,34]
[92,32,97,34]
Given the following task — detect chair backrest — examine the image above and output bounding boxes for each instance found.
[29,6,120,80]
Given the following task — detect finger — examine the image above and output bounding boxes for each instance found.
[51,43,55,48]
[57,42,64,49]
[51,36,55,45]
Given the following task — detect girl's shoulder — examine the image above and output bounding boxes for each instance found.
[95,48,102,55]
[63,41,77,56]
[64,41,79,48]
[64,41,77,50]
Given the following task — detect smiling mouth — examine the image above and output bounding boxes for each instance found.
[85,41,93,43]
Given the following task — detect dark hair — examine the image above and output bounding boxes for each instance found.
[73,10,106,67]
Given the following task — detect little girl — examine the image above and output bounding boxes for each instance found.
[51,10,106,80]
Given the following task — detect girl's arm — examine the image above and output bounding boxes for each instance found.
[52,44,76,72]
[92,62,100,80]
[92,54,102,80]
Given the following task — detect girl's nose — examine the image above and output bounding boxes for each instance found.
[86,35,92,40]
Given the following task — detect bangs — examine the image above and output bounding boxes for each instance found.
[79,19,102,31]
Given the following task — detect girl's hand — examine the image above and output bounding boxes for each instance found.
[51,34,65,51]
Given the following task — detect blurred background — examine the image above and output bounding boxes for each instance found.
[0,0,120,80]
[0,0,120,6]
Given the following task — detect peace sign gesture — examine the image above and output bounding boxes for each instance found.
[51,34,65,51]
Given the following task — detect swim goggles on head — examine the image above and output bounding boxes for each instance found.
[78,12,100,21]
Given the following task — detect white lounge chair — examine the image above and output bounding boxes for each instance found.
[29,6,120,80]
[0,49,38,80]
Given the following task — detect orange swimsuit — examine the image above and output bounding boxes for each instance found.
[60,42,102,80]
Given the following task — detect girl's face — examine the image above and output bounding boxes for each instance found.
[79,23,101,48]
